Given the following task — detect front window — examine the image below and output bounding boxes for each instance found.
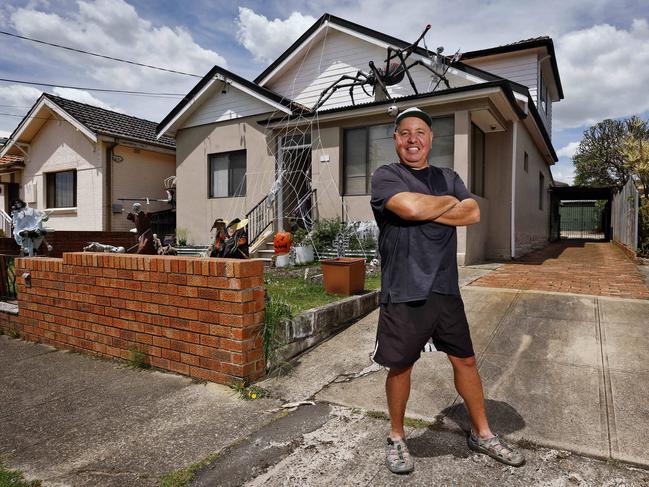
[342,115,454,195]
[209,150,246,198]
[46,170,76,208]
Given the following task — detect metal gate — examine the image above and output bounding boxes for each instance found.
[559,200,606,239]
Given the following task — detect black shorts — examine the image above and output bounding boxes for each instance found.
[372,292,475,369]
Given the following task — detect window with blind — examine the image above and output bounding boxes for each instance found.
[208,150,246,198]
[46,170,76,208]
[343,115,454,195]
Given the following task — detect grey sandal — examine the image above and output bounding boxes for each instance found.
[467,431,525,467]
[385,437,414,474]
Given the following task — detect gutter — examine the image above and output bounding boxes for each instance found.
[511,120,518,259]
[105,141,117,231]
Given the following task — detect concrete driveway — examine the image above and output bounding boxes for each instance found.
[263,285,649,467]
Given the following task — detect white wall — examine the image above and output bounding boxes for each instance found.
[21,118,104,231]
[267,28,473,112]
[464,52,538,100]
[183,82,278,129]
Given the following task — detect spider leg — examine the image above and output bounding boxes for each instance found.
[313,73,368,111]
[406,59,450,92]
[368,61,392,100]
[395,51,418,94]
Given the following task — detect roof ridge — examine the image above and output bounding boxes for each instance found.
[43,93,164,125]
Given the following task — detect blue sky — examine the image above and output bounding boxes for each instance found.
[1,0,648,184]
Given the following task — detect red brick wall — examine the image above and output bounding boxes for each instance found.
[2,253,266,384]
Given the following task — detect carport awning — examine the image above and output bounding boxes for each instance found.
[550,186,614,200]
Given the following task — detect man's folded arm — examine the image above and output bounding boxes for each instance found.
[385,192,460,221]
[433,198,480,226]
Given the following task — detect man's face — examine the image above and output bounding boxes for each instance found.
[393,116,433,169]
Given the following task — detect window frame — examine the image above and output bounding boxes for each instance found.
[342,115,455,196]
[45,169,77,209]
[208,149,247,199]
[539,172,545,211]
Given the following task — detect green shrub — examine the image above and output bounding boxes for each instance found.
[262,296,291,368]
[310,217,348,251]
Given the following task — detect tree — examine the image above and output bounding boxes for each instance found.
[573,119,631,188]
[621,117,649,200]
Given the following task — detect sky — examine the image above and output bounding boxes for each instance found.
[0,0,648,184]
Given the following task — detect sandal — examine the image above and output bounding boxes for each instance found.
[467,431,525,467]
[385,437,414,474]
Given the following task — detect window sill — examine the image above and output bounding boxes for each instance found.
[45,207,77,215]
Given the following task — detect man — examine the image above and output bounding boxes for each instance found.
[370,107,524,474]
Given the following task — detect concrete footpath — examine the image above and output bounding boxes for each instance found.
[2,268,649,486]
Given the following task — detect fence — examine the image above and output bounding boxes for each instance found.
[611,178,639,251]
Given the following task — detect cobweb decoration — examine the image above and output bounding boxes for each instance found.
[208,22,459,260]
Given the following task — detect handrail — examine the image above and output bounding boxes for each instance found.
[245,194,274,245]
[0,209,11,238]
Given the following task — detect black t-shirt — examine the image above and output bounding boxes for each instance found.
[370,163,473,303]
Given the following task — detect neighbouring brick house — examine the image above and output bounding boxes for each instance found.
[0,94,176,233]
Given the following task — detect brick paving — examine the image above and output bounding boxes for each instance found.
[470,240,649,300]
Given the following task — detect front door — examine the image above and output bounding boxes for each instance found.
[278,133,312,231]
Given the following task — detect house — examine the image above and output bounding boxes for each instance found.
[0,94,176,233]
[156,13,563,264]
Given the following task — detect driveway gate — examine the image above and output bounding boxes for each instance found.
[550,186,614,241]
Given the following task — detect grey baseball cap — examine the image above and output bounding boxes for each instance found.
[394,107,432,128]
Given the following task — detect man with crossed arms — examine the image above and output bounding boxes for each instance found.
[370,107,524,474]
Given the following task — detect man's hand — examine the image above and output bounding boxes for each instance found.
[386,192,480,226]
[434,198,480,226]
[386,192,460,221]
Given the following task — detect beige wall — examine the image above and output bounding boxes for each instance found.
[514,122,553,255]
[21,118,104,231]
[483,126,514,261]
[175,115,275,245]
[110,145,176,232]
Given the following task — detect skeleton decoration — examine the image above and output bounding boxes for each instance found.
[83,242,126,253]
[312,24,461,111]
[126,202,156,255]
[11,199,54,257]
[152,233,177,255]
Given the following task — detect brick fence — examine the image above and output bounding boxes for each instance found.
[0,253,266,384]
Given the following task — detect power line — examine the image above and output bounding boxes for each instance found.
[0,78,185,97]
[0,29,203,78]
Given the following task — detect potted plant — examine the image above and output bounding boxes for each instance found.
[292,227,314,265]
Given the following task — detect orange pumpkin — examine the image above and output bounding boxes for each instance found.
[273,231,293,255]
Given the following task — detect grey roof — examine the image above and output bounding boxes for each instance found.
[43,93,175,148]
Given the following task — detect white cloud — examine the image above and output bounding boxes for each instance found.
[9,0,225,91]
[0,130,11,138]
[556,141,580,159]
[553,19,649,129]
[551,163,576,185]
[51,88,120,111]
[0,85,42,110]
[236,7,316,63]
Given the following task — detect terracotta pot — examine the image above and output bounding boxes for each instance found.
[321,257,366,296]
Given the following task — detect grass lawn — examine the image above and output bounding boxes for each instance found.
[265,262,380,316]
[0,461,41,487]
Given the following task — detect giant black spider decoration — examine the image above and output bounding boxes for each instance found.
[312,24,460,111]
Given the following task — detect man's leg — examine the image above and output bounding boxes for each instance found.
[386,365,414,439]
[447,354,493,439]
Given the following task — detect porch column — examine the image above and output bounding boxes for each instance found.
[453,110,470,266]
